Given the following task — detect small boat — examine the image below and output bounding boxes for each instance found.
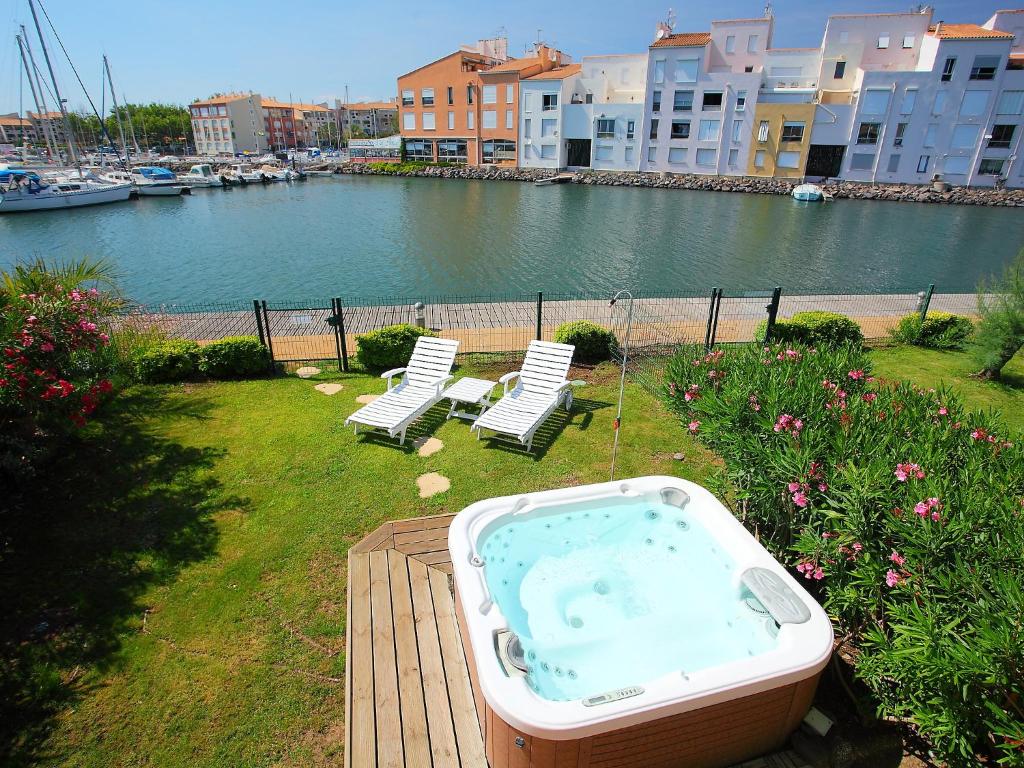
[223,163,265,184]
[257,164,297,182]
[132,166,189,196]
[177,164,224,188]
[304,169,334,177]
[0,169,132,213]
[792,183,825,202]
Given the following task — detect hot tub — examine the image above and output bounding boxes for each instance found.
[449,476,833,768]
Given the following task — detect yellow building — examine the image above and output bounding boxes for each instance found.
[746,103,815,178]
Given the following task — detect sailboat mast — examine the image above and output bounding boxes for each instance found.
[103,56,129,163]
[19,26,59,162]
[16,33,57,160]
[123,98,141,154]
[27,0,78,169]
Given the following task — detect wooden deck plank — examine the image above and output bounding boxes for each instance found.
[395,538,453,556]
[391,514,457,535]
[393,528,450,547]
[408,558,461,768]
[412,550,455,566]
[347,553,376,768]
[430,567,488,768]
[369,550,404,768]
[387,549,433,767]
[350,522,394,554]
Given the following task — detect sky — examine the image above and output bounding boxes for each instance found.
[0,0,1013,115]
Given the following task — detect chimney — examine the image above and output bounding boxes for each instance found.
[537,43,555,72]
[935,21,943,36]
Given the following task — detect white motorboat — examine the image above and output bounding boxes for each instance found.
[257,164,297,182]
[223,163,265,184]
[0,169,131,212]
[131,166,188,196]
[792,183,825,202]
[177,164,224,188]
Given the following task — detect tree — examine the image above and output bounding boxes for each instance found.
[973,250,1024,380]
[317,122,339,147]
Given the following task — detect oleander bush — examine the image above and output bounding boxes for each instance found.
[355,324,437,371]
[553,320,615,364]
[133,340,201,383]
[197,336,269,379]
[890,311,974,350]
[756,310,864,347]
[664,342,1024,766]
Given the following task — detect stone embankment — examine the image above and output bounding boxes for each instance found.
[333,162,1024,207]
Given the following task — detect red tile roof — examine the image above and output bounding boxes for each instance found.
[928,23,1014,40]
[651,31,711,48]
[525,63,582,80]
[484,56,543,73]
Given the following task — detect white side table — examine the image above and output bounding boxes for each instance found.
[441,377,497,421]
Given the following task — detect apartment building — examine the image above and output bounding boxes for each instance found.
[190,93,267,156]
[518,63,583,168]
[639,19,769,176]
[0,113,36,145]
[336,101,398,138]
[27,110,65,146]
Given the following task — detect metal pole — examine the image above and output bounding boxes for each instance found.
[609,291,634,481]
[704,287,720,351]
[28,0,79,169]
[253,299,266,347]
[764,286,782,342]
[709,290,723,349]
[331,298,345,372]
[261,300,275,371]
[918,283,935,323]
[535,291,543,341]
[337,299,350,372]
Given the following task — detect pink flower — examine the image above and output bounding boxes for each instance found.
[885,569,903,588]
[812,567,824,580]
[894,462,925,482]
[817,482,828,492]
[785,348,799,359]
[668,382,677,396]
[971,427,987,441]
[748,394,761,411]
[822,532,833,539]
[914,500,928,517]
[862,392,877,403]
[39,342,54,353]
[684,384,700,402]
[890,550,906,566]
[787,481,801,493]
[688,420,700,434]
[851,542,863,553]
[914,497,942,520]
[792,491,808,508]
[938,406,948,416]
[848,369,864,380]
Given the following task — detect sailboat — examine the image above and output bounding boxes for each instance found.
[0,0,130,213]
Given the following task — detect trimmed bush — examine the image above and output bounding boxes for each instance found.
[134,340,201,383]
[757,311,864,347]
[664,342,1024,766]
[553,320,615,364]
[198,336,269,379]
[890,311,974,350]
[355,324,438,371]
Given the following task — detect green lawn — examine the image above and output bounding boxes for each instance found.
[869,345,1024,432]
[0,360,716,768]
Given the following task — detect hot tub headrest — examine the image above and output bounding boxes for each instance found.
[660,487,690,508]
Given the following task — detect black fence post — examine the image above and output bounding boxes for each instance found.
[253,299,266,348]
[536,291,543,341]
[764,286,782,343]
[260,300,275,372]
[335,298,349,372]
[704,287,720,351]
[918,283,935,323]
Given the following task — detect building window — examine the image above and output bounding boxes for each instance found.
[781,121,805,142]
[702,92,723,111]
[467,110,474,129]
[850,153,874,170]
[757,120,769,142]
[886,154,900,172]
[448,111,455,130]
[542,93,558,111]
[482,110,496,129]
[541,118,556,137]
[834,61,846,79]
[990,124,1015,148]
[506,110,513,129]
[861,89,891,115]
[917,155,930,173]
[736,90,746,111]
[777,150,800,169]
[944,156,970,174]
[728,148,739,165]
[902,35,915,49]
[405,139,433,160]
[924,124,937,147]
[960,90,989,117]
[857,122,881,144]
[482,85,497,104]
[997,90,1024,115]
[941,57,956,82]
[647,145,657,162]
[698,119,720,141]
[445,86,453,106]
[732,119,743,142]
[523,118,531,138]
[670,120,690,139]
[422,112,436,130]
[596,118,615,138]
[467,85,474,104]
[754,149,766,167]
[626,120,635,139]
[536,144,554,160]
[747,34,759,53]
[482,139,516,163]
[932,91,947,114]
[437,139,468,163]
[654,59,665,84]
[744,65,754,72]
[649,118,659,139]
[725,35,736,53]
[673,90,693,111]
[675,58,699,83]
[979,157,1006,175]
[421,88,435,106]
[970,56,1000,81]
[696,147,716,166]
[668,147,687,163]
[899,89,917,114]
[839,30,849,44]
[652,91,662,112]
[894,122,907,146]
[402,112,415,130]
[877,35,889,49]
[625,145,635,163]
[506,85,514,104]
[951,124,980,149]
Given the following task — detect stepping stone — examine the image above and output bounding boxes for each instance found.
[296,366,321,379]
[355,394,378,404]
[417,472,450,498]
[413,436,444,457]
[314,383,343,395]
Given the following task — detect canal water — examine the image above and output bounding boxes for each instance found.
[1,176,1021,304]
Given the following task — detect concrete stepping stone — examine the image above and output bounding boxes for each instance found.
[314,383,343,395]
[413,436,444,457]
[417,472,450,498]
[296,366,321,379]
[356,394,378,404]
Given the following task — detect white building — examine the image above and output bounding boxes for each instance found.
[190,92,268,156]
[518,64,582,169]
[568,54,648,170]
[638,19,770,176]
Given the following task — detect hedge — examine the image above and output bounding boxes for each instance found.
[355,324,438,371]
[890,311,974,350]
[134,340,201,383]
[553,320,615,364]
[757,311,864,346]
[197,336,269,379]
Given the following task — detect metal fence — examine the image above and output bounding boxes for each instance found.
[117,285,978,381]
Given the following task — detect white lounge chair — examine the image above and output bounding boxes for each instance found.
[471,340,575,452]
[345,336,460,445]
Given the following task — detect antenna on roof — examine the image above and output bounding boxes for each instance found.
[764,1,773,18]
[667,8,676,31]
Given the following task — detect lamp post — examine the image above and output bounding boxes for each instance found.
[609,290,635,481]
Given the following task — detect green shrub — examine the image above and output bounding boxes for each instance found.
[553,320,615,364]
[974,250,1024,379]
[133,340,201,383]
[890,311,974,350]
[355,324,437,371]
[757,311,864,346]
[664,342,1024,766]
[198,336,269,379]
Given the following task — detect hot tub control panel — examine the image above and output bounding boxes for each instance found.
[583,686,644,707]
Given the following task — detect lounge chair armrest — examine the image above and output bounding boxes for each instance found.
[432,375,454,393]
[381,367,406,390]
[499,371,520,394]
